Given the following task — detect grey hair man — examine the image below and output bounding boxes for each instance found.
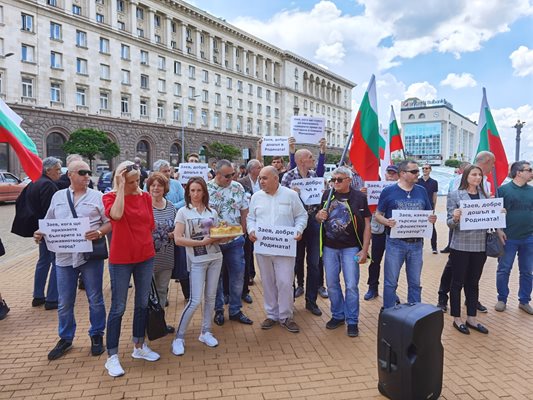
[57,154,95,190]
[148,159,185,210]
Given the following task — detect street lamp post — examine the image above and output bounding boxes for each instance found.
[514,119,526,162]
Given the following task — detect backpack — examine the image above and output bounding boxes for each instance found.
[11,184,39,237]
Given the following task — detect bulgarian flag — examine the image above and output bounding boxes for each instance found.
[475,88,509,192]
[349,74,380,181]
[389,105,404,154]
[0,99,42,181]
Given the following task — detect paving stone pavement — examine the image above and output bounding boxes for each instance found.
[1,202,533,399]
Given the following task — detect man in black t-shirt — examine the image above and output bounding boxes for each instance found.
[316,166,371,337]
[417,163,438,253]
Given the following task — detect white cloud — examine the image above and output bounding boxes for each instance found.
[510,46,533,77]
[440,73,477,89]
[315,41,346,65]
[404,82,437,101]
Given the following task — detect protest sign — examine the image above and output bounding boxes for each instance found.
[254,225,297,257]
[290,177,325,205]
[365,181,396,205]
[290,116,325,144]
[38,217,93,253]
[390,210,433,239]
[179,163,209,184]
[459,198,506,230]
[261,137,289,156]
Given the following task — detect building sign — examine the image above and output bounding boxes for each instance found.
[401,99,453,109]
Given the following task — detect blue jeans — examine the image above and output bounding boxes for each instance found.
[215,235,245,316]
[496,235,533,304]
[323,246,360,324]
[34,240,58,302]
[296,217,320,305]
[106,258,154,356]
[56,260,106,341]
[383,237,423,309]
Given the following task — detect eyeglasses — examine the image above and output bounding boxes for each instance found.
[330,177,349,183]
[222,173,235,179]
[402,169,420,175]
[520,168,532,172]
[77,170,92,177]
[125,164,140,173]
[422,167,431,170]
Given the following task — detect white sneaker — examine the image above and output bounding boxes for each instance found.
[131,343,160,362]
[198,332,218,347]
[105,354,125,377]
[171,338,185,356]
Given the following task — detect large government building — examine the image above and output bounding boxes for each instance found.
[0,0,355,176]
[400,98,477,165]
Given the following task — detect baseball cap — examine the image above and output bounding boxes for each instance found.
[386,165,399,173]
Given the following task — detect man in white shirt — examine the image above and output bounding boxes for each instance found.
[247,166,308,333]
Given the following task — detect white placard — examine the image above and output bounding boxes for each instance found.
[290,116,325,144]
[365,181,396,205]
[254,225,297,257]
[179,163,209,184]
[38,217,93,253]
[459,198,506,230]
[261,137,289,156]
[242,148,250,160]
[290,177,325,205]
[390,210,433,239]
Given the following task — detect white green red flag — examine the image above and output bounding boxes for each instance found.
[349,75,380,181]
[475,88,509,192]
[0,99,42,181]
[389,105,404,154]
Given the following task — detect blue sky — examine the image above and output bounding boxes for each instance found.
[188,0,533,159]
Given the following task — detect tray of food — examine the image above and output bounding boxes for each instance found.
[210,221,244,238]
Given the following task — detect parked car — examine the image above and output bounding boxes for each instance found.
[0,172,27,202]
[97,171,113,193]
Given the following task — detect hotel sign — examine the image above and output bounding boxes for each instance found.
[401,99,453,109]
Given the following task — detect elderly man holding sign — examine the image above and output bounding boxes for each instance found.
[248,166,308,333]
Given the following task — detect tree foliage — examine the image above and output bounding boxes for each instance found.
[62,128,120,167]
[444,158,461,168]
[207,142,241,162]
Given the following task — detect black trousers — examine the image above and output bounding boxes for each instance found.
[242,235,254,295]
[437,257,452,305]
[367,232,386,290]
[449,249,487,317]
[431,226,437,251]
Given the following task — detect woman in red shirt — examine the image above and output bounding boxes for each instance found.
[102,161,159,377]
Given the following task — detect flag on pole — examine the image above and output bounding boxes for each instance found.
[389,105,404,154]
[475,88,509,191]
[0,99,42,181]
[379,124,391,179]
[349,74,380,181]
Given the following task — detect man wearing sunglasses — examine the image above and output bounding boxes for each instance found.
[375,160,437,309]
[417,164,439,254]
[56,154,94,190]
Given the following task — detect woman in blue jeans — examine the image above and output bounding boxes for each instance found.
[102,161,158,377]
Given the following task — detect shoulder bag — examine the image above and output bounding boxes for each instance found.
[146,278,167,341]
[486,228,504,258]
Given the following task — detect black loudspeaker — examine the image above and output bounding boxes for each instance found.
[377,303,444,400]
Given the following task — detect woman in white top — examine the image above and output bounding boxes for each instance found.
[171,177,224,355]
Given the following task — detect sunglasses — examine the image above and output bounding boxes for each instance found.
[222,173,235,179]
[403,169,420,175]
[125,164,140,172]
[330,177,349,183]
[77,169,92,176]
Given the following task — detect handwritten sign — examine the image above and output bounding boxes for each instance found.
[261,137,289,156]
[179,163,209,184]
[290,177,325,205]
[291,116,325,144]
[390,210,433,239]
[365,181,396,205]
[254,225,297,257]
[38,217,93,253]
[459,198,506,230]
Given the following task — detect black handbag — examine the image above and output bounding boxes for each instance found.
[0,238,5,257]
[146,278,167,341]
[486,229,504,258]
[66,191,108,260]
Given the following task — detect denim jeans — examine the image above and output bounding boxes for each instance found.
[367,232,386,291]
[295,217,320,305]
[496,235,533,304]
[56,260,106,341]
[323,246,360,324]
[106,258,154,356]
[215,235,245,316]
[383,236,423,309]
[34,240,58,302]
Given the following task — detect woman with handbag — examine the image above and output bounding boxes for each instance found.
[447,164,503,335]
[102,161,159,377]
[147,172,176,333]
[171,177,224,356]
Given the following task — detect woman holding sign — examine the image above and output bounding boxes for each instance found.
[447,165,498,335]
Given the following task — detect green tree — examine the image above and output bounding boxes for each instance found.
[325,153,342,165]
[62,128,120,168]
[444,159,460,168]
[207,142,241,162]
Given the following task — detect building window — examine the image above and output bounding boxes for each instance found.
[247,101,253,112]
[121,69,130,84]
[117,21,125,31]
[257,87,262,98]
[121,95,129,113]
[275,92,280,103]
[174,61,181,75]
[294,82,298,91]
[140,74,149,89]
[140,50,149,65]
[21,44,35,62]
[266,89,271,101]
[275,108,279,118]
[202,90,208,102]
[72,5,82,15]
[248,84,253,95]
[214,112,221,128]
[187,107,195,124]
[157,56,166,70]
[50,52,62,68]
[121,44,130,60]
[174,83,181,96]
[99,38,110,53]
[237,80,243,93]
[100,64,110,80]
[257,104,262,115]
[238,98,243,110]
[100,91,109,110]
[154,15,161,27]
[157,102,165,119]
[201,110,208,126]
[408,114,415,120]
[215,74,221,86]
[155,35,161,44]
[215,93,221,105]
[47,0,58,7]
[21,14,34,32]
[173,105,181,122]
[188,86,196,99]
[246,118,252,134]
[266,106,271,117]
[50,82,61,102]
[136,7,144,19]
[76,58,88,74]
[116,0,125,12]
[202,70,208,83]
[419,113,426,119]
[226,114,233,130]
[137,28,144,38]
[96,14,104,23]
[50,22,62,40]
[171,40,177,49]
[76,87,87,106]
[76,30,87,47]
[226,96,232,108]
[236,116,242,132]
[188,65,195,79]
[22,77,34,98]
[158,79,166,92]
[140,99,148,116]
[171,22,177,33]
[227,77,232,90]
